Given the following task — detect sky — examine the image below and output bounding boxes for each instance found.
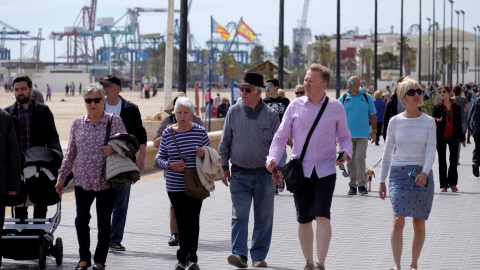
[1,0,480,62]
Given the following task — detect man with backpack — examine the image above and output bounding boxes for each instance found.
[338,76,377,195]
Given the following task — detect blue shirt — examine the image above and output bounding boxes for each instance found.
[338,90,376,138]
[373,99,386,123]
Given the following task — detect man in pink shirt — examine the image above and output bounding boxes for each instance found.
[266,64,352,270]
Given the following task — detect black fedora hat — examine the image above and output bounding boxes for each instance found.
[241,73,265,88]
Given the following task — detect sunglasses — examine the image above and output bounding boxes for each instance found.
[406,89,423,96]
[265,85,273,88]
[347,82,355,86]
[240,87,254,93]
[295,91,305,95]
[339,164,350,177]
[85,98,102,104]
[439,90,449,94]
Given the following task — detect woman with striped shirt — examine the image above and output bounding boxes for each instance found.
[156,97,211,270]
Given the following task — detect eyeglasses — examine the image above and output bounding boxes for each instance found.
[347,82,355,86]
[240,87,254,93]
[85,98,102,104]
[406,89,423,96]
[265,85,273,88]
[295,91,305,95]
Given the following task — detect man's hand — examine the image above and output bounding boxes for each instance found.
[370,132,377,144]
[379,183,386,200]
[222,170,231,187]
[335,151,348,165]
[265,160,277,173]
[55,180,65,195]
[272,170,283,186]
[8,191,17,196]
[101,145,116,156]
[135,145,147,171]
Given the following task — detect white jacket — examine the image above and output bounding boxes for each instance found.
[106,138,140,181]
[196,146,223,192]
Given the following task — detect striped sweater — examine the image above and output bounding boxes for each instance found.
[156,124,211,192]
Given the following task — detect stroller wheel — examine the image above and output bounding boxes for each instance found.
[54,238,63,265]
[39,244,47,269]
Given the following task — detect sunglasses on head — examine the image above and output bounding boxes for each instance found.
[406,89,423,96]
[240,87,254,93]
[85,98,102,104]
[347,82,355,86]
[339,164,349,177]
[295,91,305,95]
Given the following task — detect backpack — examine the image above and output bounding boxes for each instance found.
[341,93,369,104]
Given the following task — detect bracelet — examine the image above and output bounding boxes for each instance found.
[372,129,377,132]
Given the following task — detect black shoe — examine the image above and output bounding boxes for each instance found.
[347,187,357,195]
[109,242,125,251]
[358,186,368,195]
[473,163,479,177]
[227,254,248,268]
[93,266,105,270]
[275,188,279,195]
[187,262,200,270]
[76,261,91,270]
[174,262,186,270]
[375,141,379,146]
[168,233,179,246]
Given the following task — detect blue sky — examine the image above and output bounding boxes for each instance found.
[1,0,479,62]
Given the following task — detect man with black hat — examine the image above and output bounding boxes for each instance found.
[100,75,147,252]
[219,72,287,268]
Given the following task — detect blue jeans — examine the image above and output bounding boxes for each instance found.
[110,184,130,244]
[230,170,275,261]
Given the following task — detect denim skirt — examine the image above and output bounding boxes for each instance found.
[389,165,435,220]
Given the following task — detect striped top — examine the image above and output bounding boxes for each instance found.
[156,124,211,192]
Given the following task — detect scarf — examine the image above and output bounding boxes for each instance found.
[243,99,265,120]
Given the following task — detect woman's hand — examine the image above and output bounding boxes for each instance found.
[55,180,65,195]
[434,116,443,122]
[461,141,466,148]
[100,145,116,156]
[169,160,186,172]
[415,172,428,187]
[196,147,205,159]
[379,183,387,200]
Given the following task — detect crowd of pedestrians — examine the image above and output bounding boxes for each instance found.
[2,70,480,270]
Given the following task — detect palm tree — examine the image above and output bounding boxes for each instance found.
[292,42,304,69]
[396,37,417,76]
[218,51,236,82]
[378,52,399,69]
[250,45,265,67]
[274,45,291,67]
[312,35,333,67]
[345,57,356,77]
[357,48,374,85]
[436,44,458,85]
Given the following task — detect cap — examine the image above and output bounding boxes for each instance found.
[100,75,121,86]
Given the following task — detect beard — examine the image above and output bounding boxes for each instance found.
[16,95,31,104]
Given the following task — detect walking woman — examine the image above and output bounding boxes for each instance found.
[373,90,386,145]
[433,86,466,192]
[56,83,126,270]
[379,77,436,270]
[156,97,211,270]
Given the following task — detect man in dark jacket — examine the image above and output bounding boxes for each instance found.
[382,77,406,140]
[468,97,480,177]
[4,75,61,223]
[100,75,147,252]
[0,108,22,251]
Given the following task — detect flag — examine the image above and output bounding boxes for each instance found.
[211,17,231,40]
[236,19,256,42]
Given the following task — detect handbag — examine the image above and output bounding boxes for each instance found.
[170,128,210,200]
[284,96,329,193]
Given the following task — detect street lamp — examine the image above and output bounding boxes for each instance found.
[478,25,480,85]
[442,0,446,85]
[400,0,404,77]
[427,17,432,85]
[455,10,459,84]
[475,27,477,85]
[461,10,465,84]
[419,0,422,84]
[448,0,453,85]
[433,0,436,85]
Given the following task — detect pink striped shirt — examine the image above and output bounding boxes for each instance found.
[267,94,353,179]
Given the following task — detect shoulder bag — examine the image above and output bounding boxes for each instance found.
[170,128,210,200]
[284,96,329,193]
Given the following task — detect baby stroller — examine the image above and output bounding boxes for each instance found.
[1,146,67,269]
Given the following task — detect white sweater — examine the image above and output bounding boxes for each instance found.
[380,113,437,183]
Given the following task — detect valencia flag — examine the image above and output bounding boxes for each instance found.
[236,18,256,42]
[211,17,231,40]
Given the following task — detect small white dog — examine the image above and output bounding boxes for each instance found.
[364,168,375,192]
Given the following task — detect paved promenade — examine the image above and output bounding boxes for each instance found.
[2,141,480,269]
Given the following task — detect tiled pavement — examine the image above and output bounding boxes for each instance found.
[2,141,480,270]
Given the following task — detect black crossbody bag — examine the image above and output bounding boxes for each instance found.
[284,96,328,193]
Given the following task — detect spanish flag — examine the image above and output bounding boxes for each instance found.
[211,17,230,41]
[236,18,256,42]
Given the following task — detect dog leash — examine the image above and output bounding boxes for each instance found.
[372,158,382,169]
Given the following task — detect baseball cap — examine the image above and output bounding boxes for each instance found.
[100,75,121,86]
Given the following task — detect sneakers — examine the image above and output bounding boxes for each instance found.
[358,186,368,195]
[187,262,200,270]
[450,185,458,192]
[252,260,267,267]
[473,163,479,177]
[440,187,448,192]
[169,233,179,246]
[278,180,285,192]
[109,242,125,251]
[347,187,357,195]
[174,262,186,270]
[227,254,248,268]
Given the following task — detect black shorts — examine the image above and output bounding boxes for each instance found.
[293,170,336,223]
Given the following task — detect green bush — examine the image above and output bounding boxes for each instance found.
[421,97,441,116]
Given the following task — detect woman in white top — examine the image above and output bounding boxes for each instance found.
[379,77,436,270]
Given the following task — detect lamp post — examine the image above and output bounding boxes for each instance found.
[442,0,446,84]
[433,0,436,85]
[478,25,480,85]
[448,0,453,86]
[461,10,465,84]
[455,10,459,84]
[475,27,478,85]
[400,0,404,77]
[336,0,341,98]
[374,0,378,90]
[419,0,422,84]
[427,17,431,85]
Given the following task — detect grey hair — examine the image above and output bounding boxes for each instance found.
[174,96,196,114]
[82,82,106,100]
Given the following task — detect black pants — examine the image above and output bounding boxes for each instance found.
[376,123,383,143]
[0,195,6,253]
[473,133,480,165]
[168,192,203,264]
[75,186,116,265]
[437,138,459,188]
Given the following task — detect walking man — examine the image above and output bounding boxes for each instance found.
[219,72,286,268]
[100,75,147,252]
[338,76,377,195]
[4,75,61,222]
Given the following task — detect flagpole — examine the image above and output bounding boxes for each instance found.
[208,16,213,132]
[228,17,242,52]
